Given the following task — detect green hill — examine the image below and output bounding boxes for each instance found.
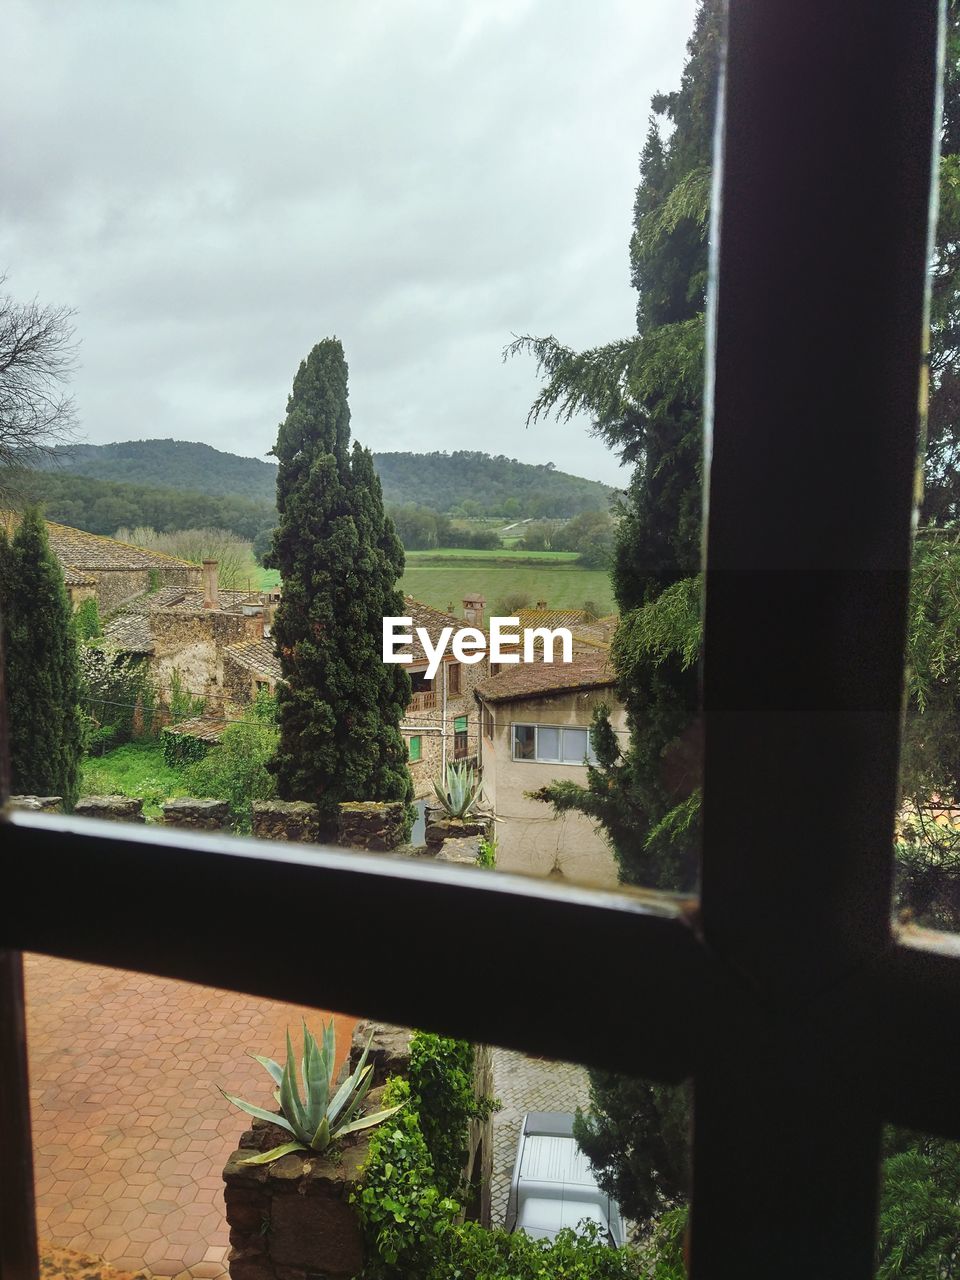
[36,440,615,519]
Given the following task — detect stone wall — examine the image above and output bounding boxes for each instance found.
[8,795,63,813]
[162,797,230,830]
[149,610,250,712]
[91,564,201,615]
[337,801,409,851]
[223,1119,368,1280]
[73,795,145,822]
[251,801,322,843]
[425,809,491,849]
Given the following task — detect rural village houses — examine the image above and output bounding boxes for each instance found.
[15,514,625,885]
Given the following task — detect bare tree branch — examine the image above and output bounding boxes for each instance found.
[0,273,80,474]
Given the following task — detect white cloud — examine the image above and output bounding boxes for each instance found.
[2,0,699,484]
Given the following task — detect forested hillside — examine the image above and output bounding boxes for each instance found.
[0,468,274,540]
[31,440,615,518]
[374,451,614,516]
[36,440,279,503]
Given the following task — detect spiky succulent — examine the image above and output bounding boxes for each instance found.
[432,762,485,819]
[222,1020,402,1164]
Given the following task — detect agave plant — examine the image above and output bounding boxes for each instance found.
[221,1020,402,1164]
[432,762,486,819]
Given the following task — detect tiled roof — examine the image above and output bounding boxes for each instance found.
[163,717,227,744]
[402,596,467,666]
[224,638,283,681]
[570,616,619,649]
[40,520,196,572]
[101,613,154,654]
[515,607,593,630]
[113,587,262,616]
[62,568,96,586]
[475,651,615,704]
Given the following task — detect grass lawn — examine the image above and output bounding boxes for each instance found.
[81,741,189,820]
[401,561,614,616]
[258,567,281,589]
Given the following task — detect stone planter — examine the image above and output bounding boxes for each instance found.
[223,1109,378,1280]
[424,807,490,849]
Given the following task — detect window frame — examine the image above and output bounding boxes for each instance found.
[1,5,955,1279]
[510,722,597,766]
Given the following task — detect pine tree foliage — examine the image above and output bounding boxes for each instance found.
[0,507,82,807]
[267,339,413,823]
[516,0,960,1243]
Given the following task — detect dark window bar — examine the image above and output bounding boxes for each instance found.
[1,2,958,1278]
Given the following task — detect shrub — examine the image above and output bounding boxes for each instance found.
[184,693,278,829]
[73,598,102,641]
[407,1035,496,1198]
[161,728,211,768]
[79,647,158,747]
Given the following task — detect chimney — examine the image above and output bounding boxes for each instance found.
[535,599,548,610]
[462,593,485,627]
[202,560,219,610]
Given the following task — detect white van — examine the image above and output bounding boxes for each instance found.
[504,1111,627,1247]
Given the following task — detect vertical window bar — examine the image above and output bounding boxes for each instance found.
[0,620,39,1280]
[694,1,942,1276]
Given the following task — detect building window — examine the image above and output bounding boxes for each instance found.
[408,735,422,763]
[453,715,468,759]
[512,723,597,765]
[489,662,501,676]
[448,662,461,695]
[483,706,494,739]
[410,669,432,696]
[255,679,270,693]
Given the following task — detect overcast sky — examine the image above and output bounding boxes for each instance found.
[3,0,698,487]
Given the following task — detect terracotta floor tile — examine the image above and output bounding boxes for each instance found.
[184,1263,228,1279]
[26,955,356,1271]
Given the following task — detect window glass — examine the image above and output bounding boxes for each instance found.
[895,12,960,936]
[537,726,561,762]
[513,725,536,760]
[561,728,589,764]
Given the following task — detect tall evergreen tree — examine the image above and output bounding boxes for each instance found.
[514,0,960,1238]
[267,339,413,824]
[0,507,82,807]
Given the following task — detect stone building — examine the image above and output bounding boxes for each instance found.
[103,561,277,714]
[474,648,624,888]
[1,514,201,613]
[400,596,489,800]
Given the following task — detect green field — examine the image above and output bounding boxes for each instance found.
[404,549,579,564]
[401,558,614,616]
[259,551,615,616]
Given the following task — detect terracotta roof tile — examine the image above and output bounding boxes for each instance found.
[101,613,154,654]
[224,638,283,682]
[475,651,615,703]
[162,717,228,744]
[515,607,593,630]
[401,596,467,666]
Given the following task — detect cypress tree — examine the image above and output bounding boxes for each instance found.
[267,339,413,824]
[0,507,82,807]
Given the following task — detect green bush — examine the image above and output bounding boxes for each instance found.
[407,1035,496,1198]
[161,728,211,768]
[355,1077,460,1275]
[73,598,102,641]
[355,1033,642,1280]
[184,693,278,829]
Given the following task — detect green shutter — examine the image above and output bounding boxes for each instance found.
[454,716,468,732]
[409,735,422,762]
